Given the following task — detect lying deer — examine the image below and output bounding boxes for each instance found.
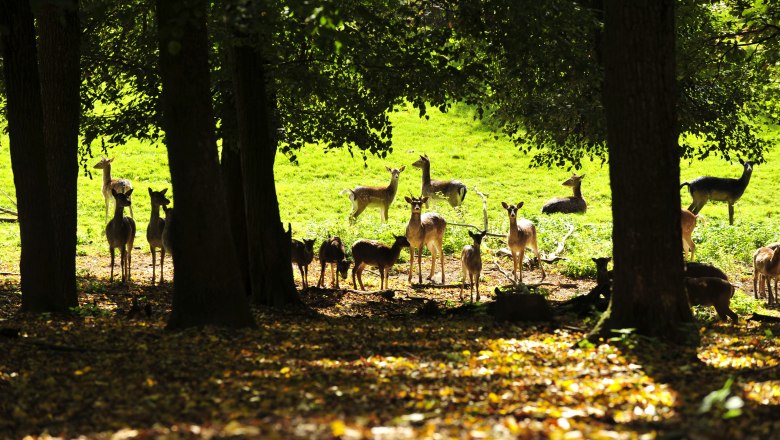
[351,235,410,291]
[106,189,135,283]
[685,277,738,321]
[460,230,487,303]
[340,166,405,223]
[412,154,467,208]
[680,160,753,225]
[405,196,447,284]
[316,236,351,289]
[94,157,134,222]
[681,209,698,261]
[753,245,779,305]
[291,238,316,289]
[502,202,545,282]
[146,188,170,285]
[541,173,586,214]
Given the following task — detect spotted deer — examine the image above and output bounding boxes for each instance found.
[146,188,170,285]
[680,160,753,225]
[502,202,545,282]
[94,157,134,222]
[351,235,410,291]
[460,230,487,303]
[411,154,467,208]
[106,189,135,283]
[541,173,586,214]
[753,245,780,306]
[405,196,447,284]
[340,166,405,223]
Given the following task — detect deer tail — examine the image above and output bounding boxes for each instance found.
[339,188,354,198]
[680,182,690,190]
[459,185,467,203]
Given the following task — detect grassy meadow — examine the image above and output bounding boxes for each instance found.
[0,102,778,284]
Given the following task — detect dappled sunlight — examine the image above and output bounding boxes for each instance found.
[743,380,780,406]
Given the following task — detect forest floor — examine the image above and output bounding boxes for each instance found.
[0,251,779,439]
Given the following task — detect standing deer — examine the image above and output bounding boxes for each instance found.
[541,173,587,214]
[316,236,351,289]
[106,189,135,283]
[405,196,447,284]
[291,238,316,289]
[460,230,487,303]
[411,154,467,208]
[340,166,405,223]
[685,277,738,322]
[681,209,698,261]
[351,235,410,291]
[753,246,779,305]
[146,188,170,285]
[161,206,173,258]
[94,157,134,222]
[502,202,545,282]
[680,160,753,225]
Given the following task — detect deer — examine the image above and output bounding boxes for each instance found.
[680,160,753,225]
[161,206,173,258]
[411,154,467,208]
[106,189,135,283]
[351,235,410,291]
[753,246,779,306]
[460,229,487,303]
[501,202,545,282]
[681,209,698,261]
[146,188,170,285]
[94,157,134,222]
[291,238,316,289]
[316,236,351,289]
[541,173,586,214]
[405,196,447,284]
[340,166,405,224]
[685,277,738,322]
[686,262,728,281]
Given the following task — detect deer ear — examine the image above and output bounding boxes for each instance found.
[148,187,153,196]
[126,188,133,197]
[109,157,115,163]
[405,196,413,204]
[501,201,509,209]
[399,165,405,172]
[112,189,118,196]
[161,188,168,195]
[385,165,391,172]
[580,174,585,179]
[517,202,524,209]
[421,196,429,204]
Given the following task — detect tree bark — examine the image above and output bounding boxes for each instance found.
[590,0,697,343]
[36,0,80,309]
[0,0,61,312]
[156,0,255,329]
[232,43,298,307]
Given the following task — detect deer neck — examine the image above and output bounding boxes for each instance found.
[571,181,582,198]
[387,176,399,200]
[739,166,753,188]
[391,241,406,259]
[101,164,112,187]
[420,164,432,186]
[150,202,162,222]
[112,202,126,223]
[508,216,520,240]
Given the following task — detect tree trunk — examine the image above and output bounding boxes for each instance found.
[0,0,60,312]
[156,0,255,329]
[590,0,696,344]
[232,43,299,307]
[36,0,80,309]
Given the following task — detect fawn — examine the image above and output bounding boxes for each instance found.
[680,160,753,225]
[412,154,467,208]
[502,202,545,282]
[340,166,405,223]
[94,157,134,222]
[405,196,447,284]
[681,209,698,261]
[106,189,136,283]
[316,236,351,289]
[460,230,487,302]
[351,235,410,290]
[291,238,316,289]
[685,276,738,321]
[541,173,586,214]
[753,245,779,306]
[146,188,170,285]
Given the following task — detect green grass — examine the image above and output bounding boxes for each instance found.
[0,102,779,284]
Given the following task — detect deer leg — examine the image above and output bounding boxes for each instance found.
[476,272,480,302]
[127,245,133,282]
[440,244,445,284]
[408,247,415,283]
[160,248,166,284]
[352,263,359,290]
[109,247,115,281]
[532,243,545,280]
[298,264,306,289]
[120,247,127,283]
[151,247,157,286]
[350,204,367,224]
[417,246,423,284]
[518,249,526,282]
[427,245,437,282]
[728,203,734,225]
[331,263,338,289]
[317,262,326,288]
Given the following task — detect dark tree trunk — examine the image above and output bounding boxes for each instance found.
[232,43,298,307]
[156,0,255,329]
[590,0,696,343]
[0,0,60,312]
[36,0,80,309]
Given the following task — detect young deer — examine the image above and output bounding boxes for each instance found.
[316,236,351,289]
[753,246,779,305]
[405,196,447,284]
[161,206,173,258]
[340,166,405,223]
[351,235,410,290]
[412,154,467,208]
[502,202,545,282]
[106,189,136,283]
[681,209,698,261]
[460,230,487,302]
[94,157,134,222]
[291,238,316,289]
[686,262,728,281]
[541,173,586,214]
[685,277,738,321]
[680,160,753,225]
[146,188,170,285]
